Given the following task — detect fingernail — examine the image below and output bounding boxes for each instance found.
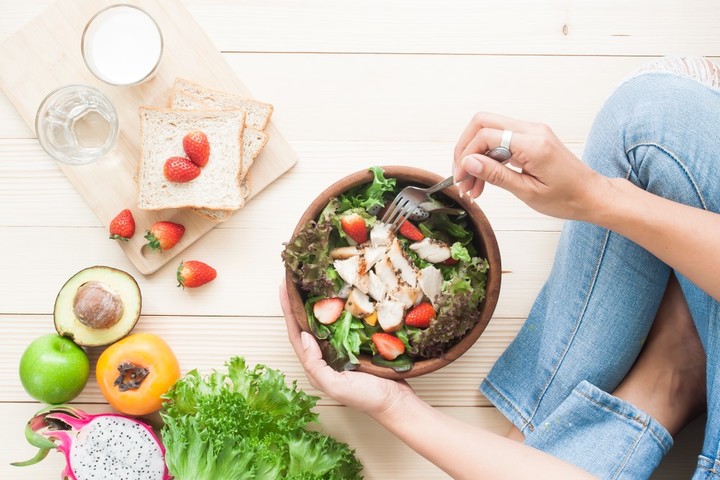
[301,332,312,350]
[463,155,483,175]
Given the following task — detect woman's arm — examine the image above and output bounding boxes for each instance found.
[370,389,595,480]
[280,286,597,480]
[453,113,720,301]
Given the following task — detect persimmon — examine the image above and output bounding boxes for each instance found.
[96,332,180,416]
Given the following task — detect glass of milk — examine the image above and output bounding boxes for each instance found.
[35,85,120,165]
[81,4,163,86]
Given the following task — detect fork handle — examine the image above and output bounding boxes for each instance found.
[425,176,456,195]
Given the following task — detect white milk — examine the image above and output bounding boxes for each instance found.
[82,5,163,86]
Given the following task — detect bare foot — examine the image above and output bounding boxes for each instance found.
[612,274,706,437]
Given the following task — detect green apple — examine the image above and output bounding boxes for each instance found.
[19,333,90,404]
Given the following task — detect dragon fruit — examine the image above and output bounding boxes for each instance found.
[12,405,169,480]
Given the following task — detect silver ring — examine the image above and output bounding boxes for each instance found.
[486,129,513,162]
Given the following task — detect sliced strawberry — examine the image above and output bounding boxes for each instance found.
[398,220,424,241]
[340,213,368,244]
[313,297,345,325]
[183,130,210,167]
[177,260,217,288]
[145,221,185,252]
[164,156,201,183]
[442,257,459,266]
[404,302,436,329]
[372,333,405,360]
[109,209,135,241]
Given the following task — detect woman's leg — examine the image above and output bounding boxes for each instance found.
[506,275,707,443]
[612,275,706,439]
[522,275,706,479]
[483,58,720,478]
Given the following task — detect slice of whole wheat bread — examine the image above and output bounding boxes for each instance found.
[172,78,273,130]
[170,89,270,222]
[137,107,246,211]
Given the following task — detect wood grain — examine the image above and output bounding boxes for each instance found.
[0,0,297,274]
[0,1,712,478]
[2,0,719,56]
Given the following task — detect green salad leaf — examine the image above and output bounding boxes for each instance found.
[161,357,363,480]
[337,166,396,213]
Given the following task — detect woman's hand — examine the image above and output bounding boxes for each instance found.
[280,283,416,416]
[453,112,610,221]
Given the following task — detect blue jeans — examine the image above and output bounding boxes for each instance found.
[481,68,720,479]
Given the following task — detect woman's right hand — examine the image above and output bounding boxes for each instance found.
[453,112,610,221]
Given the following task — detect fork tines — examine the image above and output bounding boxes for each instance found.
[381,196,418,230]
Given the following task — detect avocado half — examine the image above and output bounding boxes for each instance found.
[54,266,142,347]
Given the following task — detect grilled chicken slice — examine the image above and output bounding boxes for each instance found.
[376,299,404,332]
[345,287,375,318]
[409,238,452,263]
[334,256,359,286]
[370,223,393,248]
[374,257,399,292]
[387,239,418,287]
[362,246,387,272]
[367,271,387,302]
[330,246,360,260]
[419,265,443,309]
[392,283,422,308]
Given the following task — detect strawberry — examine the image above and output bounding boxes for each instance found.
[404,302,436,329]
[313,297,345,325]
[109,209,135,241]
[144,221,185,252]
[372,333,405,360]
[177,260,217,288]
[164,156,201,183]
[183,130,210,167]
[398,219,424,242]
[340,213,368,244]
[442,257,459,266]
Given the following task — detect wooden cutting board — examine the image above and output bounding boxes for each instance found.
[0,0,297,275]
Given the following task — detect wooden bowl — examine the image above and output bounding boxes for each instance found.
[284,166,501,379]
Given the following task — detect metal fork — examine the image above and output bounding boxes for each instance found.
[381,176,455,230]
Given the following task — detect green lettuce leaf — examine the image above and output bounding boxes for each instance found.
[161,357,363,480]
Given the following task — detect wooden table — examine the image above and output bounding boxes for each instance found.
[0,1,715,478]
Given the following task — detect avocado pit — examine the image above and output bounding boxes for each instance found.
[54,266,142,347]
[73,282,124,329]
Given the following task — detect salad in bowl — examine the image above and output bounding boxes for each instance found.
[282,166,501,379]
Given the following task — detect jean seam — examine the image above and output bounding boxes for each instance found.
[573,387,671,479]
[572,387,670,450]
[610,423,647,480]
[625,141,709,210]
[525,222,616,425]
[482,379,535,432]
[698,455,720,474]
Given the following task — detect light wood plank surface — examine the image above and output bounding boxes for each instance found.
[0,0,712,479]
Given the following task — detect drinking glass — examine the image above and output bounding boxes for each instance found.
[81,4,163,86]
[35,85,119,165]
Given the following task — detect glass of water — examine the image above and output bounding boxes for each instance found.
[35,85,119,165]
